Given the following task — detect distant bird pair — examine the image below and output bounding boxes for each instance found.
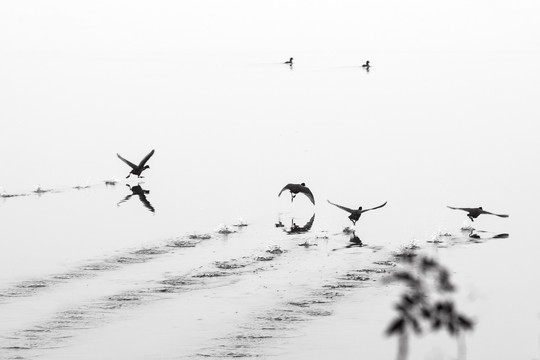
[283,57,370,69]
[278,183,387,225]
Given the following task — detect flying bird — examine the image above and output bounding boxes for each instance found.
[327,200,387,225]
[117,149,155,178]
[447,206,509,222]
[278,183,315,205]
[362,60,370,68]
[284,57,293,65]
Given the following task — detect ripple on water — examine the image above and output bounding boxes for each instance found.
[215,260,249,270]
[192,271,232,278]
[255,256,274,262]
[167,240,200,248]
[132,248,168,256]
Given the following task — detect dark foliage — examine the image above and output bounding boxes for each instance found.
[385,255,474,338]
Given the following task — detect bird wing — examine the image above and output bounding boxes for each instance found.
[138,194,155,213]
[138,149,155,167]
[117,153,137,170]
[361,201,388,213]
[447,206,476,212]
[327,200,354,214]
[278,184,294,197]
[301,187,315,205]
[480,210,509,218]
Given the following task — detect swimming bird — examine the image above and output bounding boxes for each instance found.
[327,200,387,225]
[278,183,315,205]
[117,149,155,178]
[362,60,370,68]
[447,206,509,222]
[284,57,293,65]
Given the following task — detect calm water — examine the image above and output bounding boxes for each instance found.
[1,1,540,359]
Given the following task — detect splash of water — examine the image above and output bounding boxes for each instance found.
[215,224,237,234]
[233,218,248,227]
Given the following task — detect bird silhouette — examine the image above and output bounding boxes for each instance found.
[278,183,315,205]
[117,184,155,213]
[362,60,370,68]
[447,206,509,222]
[284,57,293,65]
[117,149,155,178]
[327,200,387,225]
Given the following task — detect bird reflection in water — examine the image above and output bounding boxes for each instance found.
[283,214,315,235]
[275,218,285,228]
[345,231,364,248]
[117,184,155,213]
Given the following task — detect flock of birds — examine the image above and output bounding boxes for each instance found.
[117,149,510,242]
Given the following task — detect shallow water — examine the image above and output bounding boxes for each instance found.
[2,1,540,358]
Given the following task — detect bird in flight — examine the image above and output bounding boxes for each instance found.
[117,149,155,178]
[284,57,293,65]
[447,206,509,222]
[327,200,387,225]
[278,183,315,205]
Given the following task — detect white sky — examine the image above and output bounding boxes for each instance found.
[1,0,539,55]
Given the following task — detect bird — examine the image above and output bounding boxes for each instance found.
[117,184,155,213]
[117,149,155,178]
[362,60,370,68]
[278,183,315,205]
[447,206,509,222]
[327,200,387,225]
[284,57,293,65]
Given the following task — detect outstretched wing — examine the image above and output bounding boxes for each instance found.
[117,153,137,169]
[481,210,509,218]
[447,206,476,212]
[301,187,315,205]
[361,201,388,213]
[138,149,155,167]
[327,200,354,214]
[278,184,294,197]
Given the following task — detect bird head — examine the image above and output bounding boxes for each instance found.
[301,182,306,186]
[479,207,483,210]
[358,207,363,211]
[144,165,150,169]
